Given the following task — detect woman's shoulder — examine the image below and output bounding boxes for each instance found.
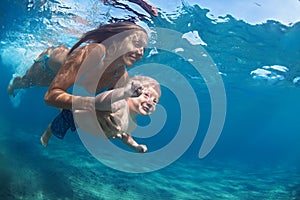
[72,43,106,55]
[69,43,106,62]
[86,43,106,53]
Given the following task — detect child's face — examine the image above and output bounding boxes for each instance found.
[131,87,159,115]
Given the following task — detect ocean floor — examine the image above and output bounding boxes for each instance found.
[1,127,299,200]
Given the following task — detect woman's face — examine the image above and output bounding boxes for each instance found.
[121,31,148,67]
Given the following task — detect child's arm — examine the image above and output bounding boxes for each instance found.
[115,133,147,153]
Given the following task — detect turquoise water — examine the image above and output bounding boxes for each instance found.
[1,1,300,199]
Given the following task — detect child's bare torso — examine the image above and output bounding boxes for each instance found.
[96,100,136,138]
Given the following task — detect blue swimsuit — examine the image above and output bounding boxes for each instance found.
[51,109,76,139]
[34,47,56,78]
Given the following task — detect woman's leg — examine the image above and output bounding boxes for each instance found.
[7,47,54,96]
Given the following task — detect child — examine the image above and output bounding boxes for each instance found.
[41,75,161,153]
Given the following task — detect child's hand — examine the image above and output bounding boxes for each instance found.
[124,80,143,98]
[135,144,147,153]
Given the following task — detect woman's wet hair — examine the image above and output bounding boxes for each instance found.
[68,21,147,55]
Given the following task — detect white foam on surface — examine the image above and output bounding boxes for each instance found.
[250,65,289,84]
[182,31,207,46]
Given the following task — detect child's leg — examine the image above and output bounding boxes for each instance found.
[40,124,52,147]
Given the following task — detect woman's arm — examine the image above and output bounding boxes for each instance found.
[95,78,143,111]
[44,44,106,110]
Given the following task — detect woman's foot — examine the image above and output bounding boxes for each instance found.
[137,0,158,16]
[7,76,23,97]
[7,84,15,96]
[41,125,52,147]
[102,0,158,16]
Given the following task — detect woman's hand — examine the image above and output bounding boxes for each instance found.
[124,80,143,98]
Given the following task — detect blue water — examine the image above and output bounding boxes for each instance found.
[1,0,300,199]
